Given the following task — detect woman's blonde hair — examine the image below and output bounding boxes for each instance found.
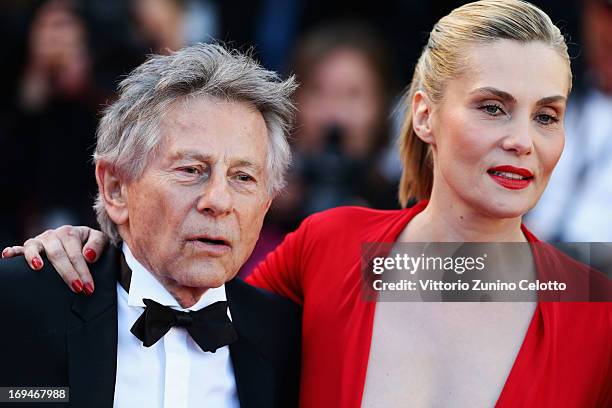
[398,0,571,207]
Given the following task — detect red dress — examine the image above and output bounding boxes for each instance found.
[246,201,612,407]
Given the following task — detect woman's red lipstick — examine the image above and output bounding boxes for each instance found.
[487,165,534,190]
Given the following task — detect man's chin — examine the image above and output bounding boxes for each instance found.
[174,268,233,290]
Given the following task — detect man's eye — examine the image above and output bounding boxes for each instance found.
[180,167,201,175]
[535,113,558,125]
[235,173,255,182]
[481,104,504,116]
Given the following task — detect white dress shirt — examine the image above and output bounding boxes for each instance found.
[113,243,240,408]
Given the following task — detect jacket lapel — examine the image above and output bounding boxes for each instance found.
[65,257,287,407]
[67,247,120,408]
[226,279,278,408]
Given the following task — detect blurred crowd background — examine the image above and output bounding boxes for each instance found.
[0,0,610,276]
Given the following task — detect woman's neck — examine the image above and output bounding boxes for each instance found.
[399,197,527,243]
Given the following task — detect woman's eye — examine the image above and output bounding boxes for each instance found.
[535,113,558,125]
[481,104,504,116]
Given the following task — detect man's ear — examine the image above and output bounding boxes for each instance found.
[412,90,436,146]
[95,162,129,225]
[263,196,273,213]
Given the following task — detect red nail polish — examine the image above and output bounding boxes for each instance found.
[84,248,97,262]
[84,283,94,296]
[72,280,83,293]
[32,257,43,269]
[1,248,8,258]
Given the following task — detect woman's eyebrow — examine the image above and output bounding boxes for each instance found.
[470,87,517,104]
[470,87,566,106]
[536,95,566,106]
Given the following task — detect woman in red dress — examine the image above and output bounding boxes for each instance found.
[4,0,611,406]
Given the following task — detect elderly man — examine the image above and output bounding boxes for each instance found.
[0,44,301,408]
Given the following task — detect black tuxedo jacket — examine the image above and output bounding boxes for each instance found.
[0,246,302,407]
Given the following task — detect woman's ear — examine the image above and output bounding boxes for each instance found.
[412,90,436,146]
[95,162,129,225]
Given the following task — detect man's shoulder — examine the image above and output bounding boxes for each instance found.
[226,277,301,322]
[0,253,120,389]
[0,256,75,303]
[226,278,301,359]
[226,278,302,407]
[0,257,76,385]
[0,248,120,311]
[0,256,80,349]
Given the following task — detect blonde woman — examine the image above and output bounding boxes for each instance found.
[4,1,611,406]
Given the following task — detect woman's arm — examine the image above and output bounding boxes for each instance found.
[1,216,312,303]
[246,216,314,305]
[2,226,107,293]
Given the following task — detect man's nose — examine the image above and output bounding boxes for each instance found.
[502,118,534,156]
[196,173,233,216]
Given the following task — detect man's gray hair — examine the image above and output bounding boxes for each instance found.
[93,43,297,244]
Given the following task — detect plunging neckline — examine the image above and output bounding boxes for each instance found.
[357,200,542,407]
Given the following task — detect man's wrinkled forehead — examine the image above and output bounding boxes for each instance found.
[153,95,269,171]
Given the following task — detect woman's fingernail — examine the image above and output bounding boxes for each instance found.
[84,248,96,262]
[32,257,43,269]
[1,248,8,258]
[83,283,94,296]
[71,280,83,293]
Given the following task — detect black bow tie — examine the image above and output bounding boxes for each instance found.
[131,299,238,353]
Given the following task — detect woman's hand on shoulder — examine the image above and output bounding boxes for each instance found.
[1,226,107,294]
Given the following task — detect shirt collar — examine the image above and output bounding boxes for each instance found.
[121,242,227,312]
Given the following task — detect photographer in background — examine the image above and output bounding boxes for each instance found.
[277,22,397,225]
[240,22,399,276]
[11,0,104,237]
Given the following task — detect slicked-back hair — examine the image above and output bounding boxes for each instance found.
[94,43,297,244]
[397,0,571,206]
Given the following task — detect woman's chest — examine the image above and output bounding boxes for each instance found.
[361,302,536,407]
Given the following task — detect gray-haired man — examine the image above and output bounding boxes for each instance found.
[0,44,301,408]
